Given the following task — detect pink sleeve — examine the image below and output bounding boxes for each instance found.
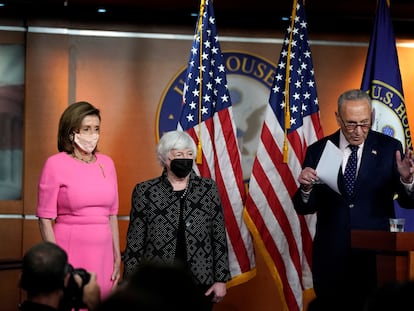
[36,158,59,219]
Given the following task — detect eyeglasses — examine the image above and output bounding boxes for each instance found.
[339,116,371,131]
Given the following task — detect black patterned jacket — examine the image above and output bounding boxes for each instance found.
[123,170,231,285]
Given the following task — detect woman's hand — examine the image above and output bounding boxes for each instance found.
[205,282,227,303]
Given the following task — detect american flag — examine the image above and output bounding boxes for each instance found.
[244,0,323,310]
[178,0,255,284]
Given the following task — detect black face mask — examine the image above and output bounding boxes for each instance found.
[170,158,193,178]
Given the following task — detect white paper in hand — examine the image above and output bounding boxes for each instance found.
[315,140,343,194]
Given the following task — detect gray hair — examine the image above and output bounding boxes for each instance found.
[157,130,197,166]
[337,89,372,113]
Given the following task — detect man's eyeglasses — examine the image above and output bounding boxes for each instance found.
[339,116,371,131]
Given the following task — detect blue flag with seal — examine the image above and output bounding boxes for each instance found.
[361,0,413,230]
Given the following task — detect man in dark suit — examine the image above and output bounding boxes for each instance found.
[293,89,414,311]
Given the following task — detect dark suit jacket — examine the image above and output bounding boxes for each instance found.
[293,129,414,297]
[123,170,231,286]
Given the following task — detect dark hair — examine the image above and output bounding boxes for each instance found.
[57,101,101,153]
[20,242,69,296]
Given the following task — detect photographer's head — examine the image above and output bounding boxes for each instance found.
[20,241,69,297]
[19,242,100,311]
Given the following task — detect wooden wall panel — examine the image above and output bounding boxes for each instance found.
[0,219,23,311]
[0,219,22,258]
[0,20,412,311]
[24,33,70,215]
[22,219,42,253]
[0,200,22,214]
[0,270,21,311]
[71,35,172,215]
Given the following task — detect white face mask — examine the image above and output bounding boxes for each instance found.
[74,133,99,153]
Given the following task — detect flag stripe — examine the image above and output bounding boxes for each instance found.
[213,111,252,270]
[246,172,301,310]
[245,0,323,310]
[187,107,254,278]
[179,0,255,283]
[214,115,253,272]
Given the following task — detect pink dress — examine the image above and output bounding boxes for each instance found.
[36,152,119,299]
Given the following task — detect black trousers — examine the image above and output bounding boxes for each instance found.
[311,250,377,311]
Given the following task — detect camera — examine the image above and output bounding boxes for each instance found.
[61,264,91,311]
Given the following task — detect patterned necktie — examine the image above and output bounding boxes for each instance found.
[344,144,359,196]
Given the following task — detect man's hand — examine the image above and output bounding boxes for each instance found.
[73,272,101,310]
[298,167,319,191]
[396,149,414,184]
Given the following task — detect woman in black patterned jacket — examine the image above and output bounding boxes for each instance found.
[123,130,230,311]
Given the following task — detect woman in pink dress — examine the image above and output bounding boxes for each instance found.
[36,101,121,300]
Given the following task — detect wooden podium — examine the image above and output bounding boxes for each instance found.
[351,230,414,285]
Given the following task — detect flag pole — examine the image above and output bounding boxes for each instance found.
[178,0,255,283]
[196,0,206,164]
[245,0,323,307]
[283,0,298,163]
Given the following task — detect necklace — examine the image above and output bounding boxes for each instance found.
[71,152,95,163]
[170,176,189,199]
[180,186,188,199]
